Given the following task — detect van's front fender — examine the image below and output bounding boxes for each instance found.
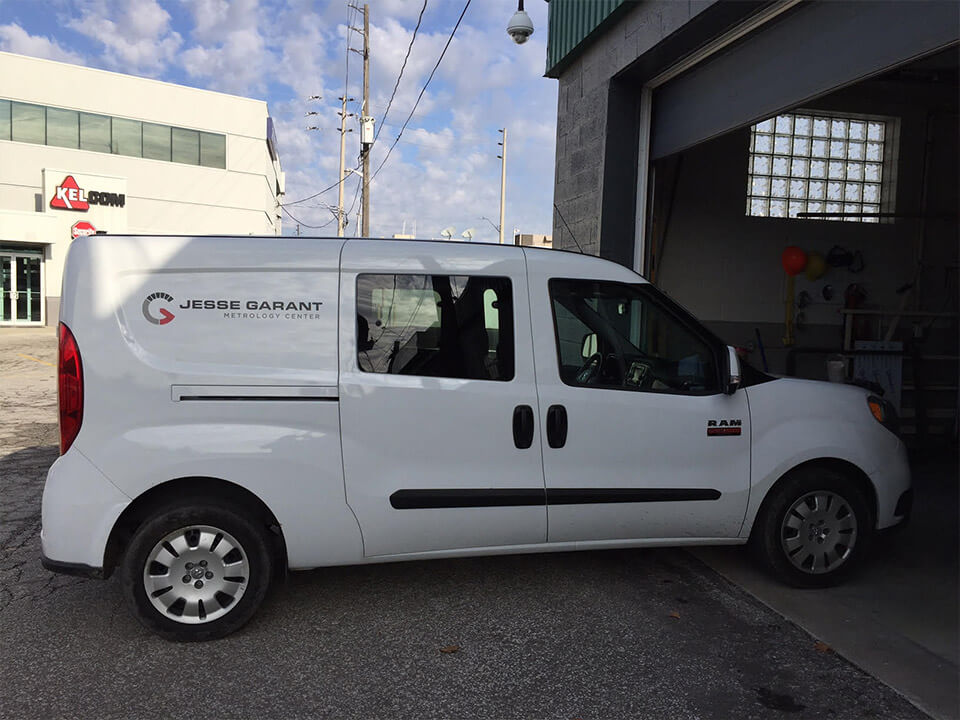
[742,378,908,536]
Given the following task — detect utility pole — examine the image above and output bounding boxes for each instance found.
[337,93,348,237]
[497,128,507,244]
[360,3,372,237]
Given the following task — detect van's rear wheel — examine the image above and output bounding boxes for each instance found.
[121,503,273,641]
[752,466,873,588]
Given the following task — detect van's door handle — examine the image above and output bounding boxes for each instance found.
[513,405,534,449]
[546,405,568,449]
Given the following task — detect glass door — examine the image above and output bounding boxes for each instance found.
[0,256,12,323]
[15,257,42,323]
[0,253,44,325]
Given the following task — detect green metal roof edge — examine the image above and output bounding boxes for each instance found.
[545,0,632,78]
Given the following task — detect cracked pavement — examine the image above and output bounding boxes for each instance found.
[0,328,931,719]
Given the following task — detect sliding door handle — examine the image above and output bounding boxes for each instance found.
[513,405,534,449]
[546,404,568,449]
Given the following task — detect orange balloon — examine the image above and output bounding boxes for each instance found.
[781,246,807,276]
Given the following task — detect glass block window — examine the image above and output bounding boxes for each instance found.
[747,112,888,223]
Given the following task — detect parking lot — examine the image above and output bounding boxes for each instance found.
[0,328,941,719]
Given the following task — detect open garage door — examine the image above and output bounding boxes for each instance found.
[650,1,959,160]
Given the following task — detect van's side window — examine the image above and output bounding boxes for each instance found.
[356,274,514,381]
[549,279,719,394]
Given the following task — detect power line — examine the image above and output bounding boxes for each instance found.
[372,0,427,147]
[281,169,358,207]
[553,202,584,253]
[281,204,337,230]
[371,0,472,182]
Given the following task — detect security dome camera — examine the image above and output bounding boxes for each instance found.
[507,8,534,45]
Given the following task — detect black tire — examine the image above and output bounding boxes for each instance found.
[751,465,874,588]
[121,502,273,641]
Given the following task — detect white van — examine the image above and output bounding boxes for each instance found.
[42,235,911,641]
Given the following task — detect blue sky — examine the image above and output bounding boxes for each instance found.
[0,0,556,240]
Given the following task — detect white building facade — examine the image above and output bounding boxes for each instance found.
[0,51,284,326]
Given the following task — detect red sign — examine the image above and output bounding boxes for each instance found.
[71,221,97,239]
[50,176,89,211]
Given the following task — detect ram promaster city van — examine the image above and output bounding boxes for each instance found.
[42,236,911,641]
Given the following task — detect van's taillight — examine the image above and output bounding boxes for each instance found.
[58,322,83,454]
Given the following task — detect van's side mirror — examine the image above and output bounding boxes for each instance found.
[725,345,741,395]
[581,333,598,358]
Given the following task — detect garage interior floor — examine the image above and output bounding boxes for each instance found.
[695,449,959,720]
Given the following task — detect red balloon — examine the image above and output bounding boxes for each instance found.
[781,246,807,276]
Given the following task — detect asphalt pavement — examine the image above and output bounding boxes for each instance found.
[0,328,932,720]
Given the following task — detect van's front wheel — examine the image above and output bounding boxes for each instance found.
[121,504,273,641]
[752,467,873,588]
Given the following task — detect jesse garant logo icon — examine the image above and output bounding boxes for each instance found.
[143,292,176,325]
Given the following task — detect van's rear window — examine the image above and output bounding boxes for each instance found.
[356,274,514,382]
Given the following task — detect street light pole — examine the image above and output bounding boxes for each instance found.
[498,128,507,244]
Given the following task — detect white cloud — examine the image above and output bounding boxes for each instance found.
[67,0,182,75]
[177,0,272,96]
[0,23,85,64]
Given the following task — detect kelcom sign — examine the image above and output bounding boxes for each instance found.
[50,175,126,211]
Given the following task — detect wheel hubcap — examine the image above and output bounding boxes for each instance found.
[780,491,858,575]
[143,525,249,624]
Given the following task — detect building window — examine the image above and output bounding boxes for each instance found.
[172,127,200,165]
[11,102,45,145]
[142,123,171,161]
[46,107,80,149]
[80,113,111,153]
[0,100,10,140]
[0,98,227,169]
[200,132,226,169]
[356,274,515,381]
[112,117,142,157]
[747,112,890,223]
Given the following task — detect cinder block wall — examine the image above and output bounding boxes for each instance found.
[553,2,716,255]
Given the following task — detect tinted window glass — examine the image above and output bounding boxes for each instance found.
[80,113,111,153]
[549,279,718,394]
[172,127,200,164]
[357,274,514,381]
[46,107,79,148]
[11,102,45,144]
[0,100,10,140]
[142,123,171,161]
[200,132,226,168]
[112,117,142,157]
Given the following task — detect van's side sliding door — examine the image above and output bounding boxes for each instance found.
[338,240,547,557]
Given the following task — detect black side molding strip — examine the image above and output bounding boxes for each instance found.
[390,489,546,509]
[548,488,721,504]
[389,488,721,509]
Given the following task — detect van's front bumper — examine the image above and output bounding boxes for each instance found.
[41,448,130,577]
[870,436,912,530]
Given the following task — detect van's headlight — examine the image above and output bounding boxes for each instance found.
[867,395,899,434]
